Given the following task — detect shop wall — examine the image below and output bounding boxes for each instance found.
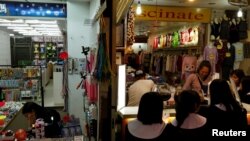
[67,0,91,128]
[131,43,147,54]
[0,31,11,65]
[89,0,100,47]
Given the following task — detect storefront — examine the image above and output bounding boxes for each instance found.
[0,0,103,140]
[117,2,250,140]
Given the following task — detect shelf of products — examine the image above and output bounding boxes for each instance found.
[0,66,43,105]
[0,101,23,131]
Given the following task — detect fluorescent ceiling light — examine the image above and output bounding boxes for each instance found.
[34,27,60,31]
[12,19,24,23]
[25,20,57,24]
[30,24,58,28]
[0,23,29,27]
[0,19,11,23]
[0,19,62,37]
[8,27,33,30]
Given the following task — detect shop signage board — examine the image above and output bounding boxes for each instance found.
[134,5,211,23]
[0,1,66,18]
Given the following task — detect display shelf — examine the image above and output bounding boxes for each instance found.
[0,66,43,106]
[0,101,23,131]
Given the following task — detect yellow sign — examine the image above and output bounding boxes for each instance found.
[134,5,211,23]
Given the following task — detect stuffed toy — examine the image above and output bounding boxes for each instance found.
[182,56,197,80]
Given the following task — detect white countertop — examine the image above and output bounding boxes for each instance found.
[118,102,250,119]
[118,106,175,119]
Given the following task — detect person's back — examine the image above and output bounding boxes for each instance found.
[238,76,250,104]
[42,108,62,138]
[164,90,209,138]
[127,70,155,106]
[204,105,246,131]
[127,79,155,106]
[126,92,166,140]
[201,79,247,133]
[126,120,166,141]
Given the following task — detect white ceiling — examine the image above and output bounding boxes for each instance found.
[134,0,250,36]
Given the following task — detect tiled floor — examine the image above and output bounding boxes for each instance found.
[44,79,55,107]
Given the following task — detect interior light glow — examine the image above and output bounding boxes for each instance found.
[237,8,243,17]
[136,1,142,15]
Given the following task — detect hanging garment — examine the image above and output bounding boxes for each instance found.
[153,37,158,49]
[181,56,197,80]
[180,29,189,45]
[238,20,248,40]
[172,31,180,48]
[203,45,218,75]
[229,23,240,43]
[214,40,226,73]
[222,44,235,80]
[85,75,98,103]
[94,33,113,81]
[211,22,220,39]
[233,42,244,69]
[220,19,230,40]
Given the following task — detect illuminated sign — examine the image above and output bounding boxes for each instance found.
[0,1,66,18]
[0,4,7,14]
[134,5,211,23]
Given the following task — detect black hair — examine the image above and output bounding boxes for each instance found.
[22,102,45,119]
[240,76,250,98]
[209,79,242,112]
[174,90,201,128]
[230,69,245,86]
[137,92,163,124]
[135,70,146,80]
[196,60,212,81]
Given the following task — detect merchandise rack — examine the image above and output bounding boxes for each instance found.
[0,65,44,107]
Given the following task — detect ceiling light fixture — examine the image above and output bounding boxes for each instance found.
[237,7,243,17]
[136,0,142,15]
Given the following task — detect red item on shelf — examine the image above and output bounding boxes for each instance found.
[0,102,5,107]
[63,115,70,123]
[59,51,68,60]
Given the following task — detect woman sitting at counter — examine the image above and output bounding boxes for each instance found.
[164,90,209,137]
[125,92,167,140]
[238,76,250,104]
[201,79,248,131]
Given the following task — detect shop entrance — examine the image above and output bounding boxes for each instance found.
[0,1,67,108]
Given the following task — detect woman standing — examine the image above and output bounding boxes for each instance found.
[182,60,212,96]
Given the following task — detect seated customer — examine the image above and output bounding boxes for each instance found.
[230,69,245,91]
[238,76,250,104]
[165,90,208,137]
[22,102,62,138]
[127,70,156,106]
[126,92,167,140]
[202,79,247,131]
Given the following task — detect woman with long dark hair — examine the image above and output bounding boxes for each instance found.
[204,79,247,131]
